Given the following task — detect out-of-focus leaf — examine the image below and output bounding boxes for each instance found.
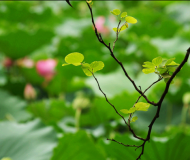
[0,89,31,121]
[28,99,74,125]
[51,131,105,160]
[0,119,57,160]
[0,29,54,59]
[135,102,150,111]
[131,116,138,122]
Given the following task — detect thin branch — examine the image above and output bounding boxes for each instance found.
[91,72,145,141]
[86,2,155,106]
[107,138,139,148]
[112,20,121,52]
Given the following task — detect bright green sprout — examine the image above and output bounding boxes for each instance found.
[111,9,137,33]
[120,102,150,123]
[142,56,180,83]
[62,52,104,76]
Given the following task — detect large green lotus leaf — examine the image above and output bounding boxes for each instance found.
[0,29,54,59]
[98,132,190,160]
[51,131,105,160]
[0,119,57,160]
[28,99,75,125]
[0,89,31,122]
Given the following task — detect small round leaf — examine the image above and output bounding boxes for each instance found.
[90,61,104,73]
[110,9,121,16]
[125,16,137,24]
[131,116,138,122]
[65,52,84,65]
[120,12,127,18]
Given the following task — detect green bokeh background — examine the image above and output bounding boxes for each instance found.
[0,1,190,160]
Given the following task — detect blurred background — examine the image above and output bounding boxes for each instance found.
[0,1,190,160]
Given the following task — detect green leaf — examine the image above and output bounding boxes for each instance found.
[131,116,138,122]
[81,63,93,76]
[120,12,127,18]
[142,61,155,68]
[128,107,136,113]
[120,109,129,114]
[51,131,105,160]
[164,78,174,84]
[159,59,168,67]
[0,120,57,160]
[125,16,137,24]
[65,52,84,66]
[152,56,162,66]
[113,28,118,32]
[62,63,70,66]
[165,58,175,65]
[119,23,128,31]
[157,67,168,74]
[110,9,121,16]
[166,65,178,72]
[167,61,179,66]
[142,68,155,74]
[161,73,171,78]
[90,61,104,73]
[135,102,150,111]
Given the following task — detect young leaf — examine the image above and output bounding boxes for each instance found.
[142,68,155,74]
[90,61,104,73]
[161,73,171,78]
[165,58,175,65]
[166,65,178,72]
[128,107,136,113]
[65,52,84,66]
[120,109,129,114]
[81,63,93,76]
[120,12,127,18]
[152,56,162,66]
[135,102,150,111]
[125,16,137,24]
[110,9,121,16]
[113,28,118,32]
[142,61,155,68]
[121,23,128,31]
[159,59,168,67]
[164,78,174,84]
[62,63,70,66]
[131,116,138,122]
[167,61,179,66]
[157,67,168,74]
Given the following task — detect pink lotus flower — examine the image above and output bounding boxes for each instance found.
[36,59,57,81]
[24,83,36,100]
[95,16,109,34]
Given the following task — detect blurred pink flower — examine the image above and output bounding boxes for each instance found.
[16,57,34,68]
[24,83,36,100]
[3,57,13,68]
[36,59,57,81]
[95,16,109,34]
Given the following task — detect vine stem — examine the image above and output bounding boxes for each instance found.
[86,2,190,159]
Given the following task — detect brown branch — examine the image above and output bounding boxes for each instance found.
[86,2,155,106]
[107,138,139,148]
[91,72,145,141]
[86,2,190,160]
